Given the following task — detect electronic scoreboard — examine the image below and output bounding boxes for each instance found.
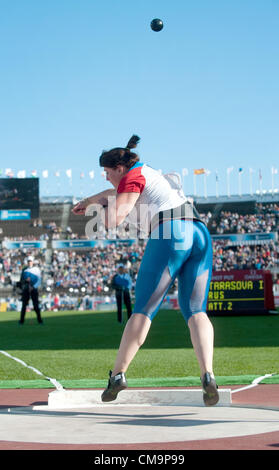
[0,178,39,218]
[207,269,275,315]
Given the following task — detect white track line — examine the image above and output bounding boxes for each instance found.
[0,350,64,391]
[231,373,277,394]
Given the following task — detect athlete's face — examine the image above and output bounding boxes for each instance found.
[103,166,127,189]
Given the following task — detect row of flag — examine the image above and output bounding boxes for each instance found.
[0,169,96,179]
[0,167,278,180]
[185,167,279,177]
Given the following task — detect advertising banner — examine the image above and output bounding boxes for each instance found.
[51,239,137,249]
[212,232,278,245]
[0,209,31,220]
[2,240,47,249]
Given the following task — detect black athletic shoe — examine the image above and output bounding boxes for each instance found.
[101,370,128,402]
[201,372,219,406]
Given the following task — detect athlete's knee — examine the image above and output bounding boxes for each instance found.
[184,310,208,325]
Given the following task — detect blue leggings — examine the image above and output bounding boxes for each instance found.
[133,220,213,323]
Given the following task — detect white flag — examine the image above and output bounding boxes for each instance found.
[182,168,188,176]
[5,168,13,177]
[227,166,234,174]
[55,171,60,177]
[89,170,95,179]
[66,169,72,178]
[17,170,26,178]
[42,170,48,178]
[272,167,278,174]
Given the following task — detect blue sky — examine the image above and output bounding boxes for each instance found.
[0,0,278,199]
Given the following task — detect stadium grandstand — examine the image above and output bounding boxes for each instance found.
[0,182,278,312]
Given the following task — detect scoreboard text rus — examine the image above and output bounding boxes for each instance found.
[207,270,275,315]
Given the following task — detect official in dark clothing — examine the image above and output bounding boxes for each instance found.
[19,256,43,324]
[111,265,132,323]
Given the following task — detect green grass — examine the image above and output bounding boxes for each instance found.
[0,309,279,388]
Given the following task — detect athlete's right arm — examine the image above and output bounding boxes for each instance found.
[72,189,116,215]
[104,191,140,229]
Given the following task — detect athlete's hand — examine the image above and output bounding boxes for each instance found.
[72,200,88,215]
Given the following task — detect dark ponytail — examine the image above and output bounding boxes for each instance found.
[126,135,140,150]
[99,135,140,169]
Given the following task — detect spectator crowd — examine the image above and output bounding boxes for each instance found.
[0,203,278,300]
[211,203,279,234]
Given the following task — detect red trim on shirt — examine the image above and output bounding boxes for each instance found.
[117,167,146,194]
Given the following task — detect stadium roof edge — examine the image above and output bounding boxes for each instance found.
[39,194,279,205]
[194,193,279,205]
[40,196,75,204]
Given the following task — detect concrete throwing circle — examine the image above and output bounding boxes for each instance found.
[0,404,279,445]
